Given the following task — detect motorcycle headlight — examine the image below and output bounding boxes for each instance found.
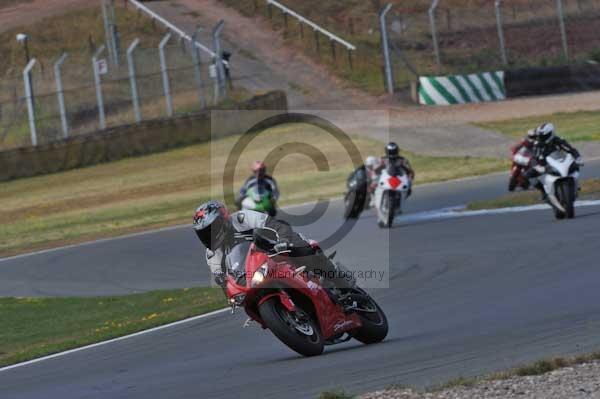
[251,263,269,287]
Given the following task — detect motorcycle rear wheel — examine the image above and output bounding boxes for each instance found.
[259,297,324,357]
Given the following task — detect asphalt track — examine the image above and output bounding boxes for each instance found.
[1,162,600,398]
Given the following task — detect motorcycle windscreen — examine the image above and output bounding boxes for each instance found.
[225,241,251,286]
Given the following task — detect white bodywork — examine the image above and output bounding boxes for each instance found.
[374,168,411,226]
[538,151,579,213]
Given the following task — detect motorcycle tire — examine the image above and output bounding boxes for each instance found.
[351,294,388,344]
[344,191,358,220]
[508,176,517,192]
[378,191,395,229]
[259,297,324,357]
[561,180,575,219]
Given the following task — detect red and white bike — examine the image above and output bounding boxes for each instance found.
[223,228,388,357]
[509,145,533,192]
[374,165,412,228]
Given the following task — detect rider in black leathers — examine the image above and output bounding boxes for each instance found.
[528,123,584,198]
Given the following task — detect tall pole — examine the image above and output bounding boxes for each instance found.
[429,0,441,70]
[23,59,37,146]
[159,32,174,117]
[495,0,508,66]
[556,0,569,60]
[127,38,142,123]
[54,52,69,138]
[101,0,115,65]
[212,20,226,102]
[379,3,394,94]
[92,45,107,130]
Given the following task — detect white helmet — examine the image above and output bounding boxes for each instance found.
[526,129,536,140]
[536,122,555,143]
[365,156,379,170]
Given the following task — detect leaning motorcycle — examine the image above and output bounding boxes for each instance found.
[343,166,368,220]
[240,186,277,217]
[509,146,533,192]
[374,164,411,228]
[535,151,581,220]
[223,228,388,357]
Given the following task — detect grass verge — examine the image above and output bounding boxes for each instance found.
[0,125,508,257]
[438,352,600,391]
[0,287,226,368]
[467,178,600,210]
[477,110,600,142]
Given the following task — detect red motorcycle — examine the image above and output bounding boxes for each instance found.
[223,228,388,357]
[509,145,533,192]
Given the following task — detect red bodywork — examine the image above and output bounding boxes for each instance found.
[509,143,533,190]
[224,242,362,340]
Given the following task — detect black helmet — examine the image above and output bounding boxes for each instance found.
[193,200,233,250]
[385,142,399,158]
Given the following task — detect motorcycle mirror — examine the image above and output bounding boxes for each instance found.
[253,228,279,252]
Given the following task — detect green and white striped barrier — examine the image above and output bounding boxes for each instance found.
[418,71,506,106]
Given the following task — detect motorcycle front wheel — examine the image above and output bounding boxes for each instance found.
[555,180,575,219]
[259,297,324,357]
[378,191,395,228]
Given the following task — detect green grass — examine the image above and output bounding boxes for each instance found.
[467,178,600,210]
[478,111,600,142]
[0,287,227,368]
[0,125,508,257]
[318,391,354,399]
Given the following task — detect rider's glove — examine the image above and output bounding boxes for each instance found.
[213,270,226,287]
[576,157,584,166]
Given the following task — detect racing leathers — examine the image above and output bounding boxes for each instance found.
[532,136,581,164]
[236,174,279,210]
[528,136,582,198]
[206,209,355,290]
[366,156,414,207]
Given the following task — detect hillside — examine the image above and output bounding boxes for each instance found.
[219,0,600,93]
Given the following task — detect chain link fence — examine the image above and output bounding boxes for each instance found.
[382,0,600,92]
[0,38,229,151]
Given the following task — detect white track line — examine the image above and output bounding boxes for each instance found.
[396,200,600,225]
[0,307,229,373]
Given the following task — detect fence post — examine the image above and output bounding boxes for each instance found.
[23,58,37,146]
[379,3,394,94]
[92,45,106,130]
[212,20,226,103]
[429,0,441,70]
[191,29,206,109]
[54,52,69,138]
[101,0,114,65]
[110,0,120,66]
[495,0,508,66]
[556,0,569,60]
[159,32,173,117]
[127,38,141,123]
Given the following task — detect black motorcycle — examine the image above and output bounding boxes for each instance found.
[343,166,368,220]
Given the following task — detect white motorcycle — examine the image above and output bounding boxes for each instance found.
[374,166,411,228]
[536,151,581,220]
